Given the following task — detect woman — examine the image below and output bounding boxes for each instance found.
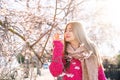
[49,21,106,80]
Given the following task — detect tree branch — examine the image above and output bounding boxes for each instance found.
[8,28,26,41]
[53,0,58,22]
[39,0,58,57]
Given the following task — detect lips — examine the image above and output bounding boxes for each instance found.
[66,36,70,38]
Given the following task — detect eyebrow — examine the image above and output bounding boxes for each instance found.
[67,27,72,29]
[65,27,72,31]
[68,28,72,30]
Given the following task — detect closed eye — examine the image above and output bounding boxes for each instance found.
[65,28,72,32]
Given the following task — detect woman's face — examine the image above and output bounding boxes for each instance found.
[64,25,75,42]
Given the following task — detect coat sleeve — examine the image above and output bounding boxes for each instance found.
[49,40,64,77]
[98,65,107,80]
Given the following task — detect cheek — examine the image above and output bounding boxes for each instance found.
[69,32,75,40]
[70,33,74,38]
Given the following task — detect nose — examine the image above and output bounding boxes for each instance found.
[65,32,70,38]
[65,31,69,36]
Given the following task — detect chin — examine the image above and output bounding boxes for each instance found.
[65,39,71,42]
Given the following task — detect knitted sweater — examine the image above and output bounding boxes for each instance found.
[49,40,106,80]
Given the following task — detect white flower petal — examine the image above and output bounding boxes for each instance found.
[74,66,80,70]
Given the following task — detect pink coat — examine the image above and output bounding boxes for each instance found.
[49,40,106,80]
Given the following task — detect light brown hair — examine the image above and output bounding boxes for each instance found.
[64,21,102,68]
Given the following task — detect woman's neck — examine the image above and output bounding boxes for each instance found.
[70,40,80,50]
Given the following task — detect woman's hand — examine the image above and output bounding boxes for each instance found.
[54,33,60,40]
[53,33,64,44]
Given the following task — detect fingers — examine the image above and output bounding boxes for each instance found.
[54,33,60,40]
[53,33,64,45]
[54,33,59,40]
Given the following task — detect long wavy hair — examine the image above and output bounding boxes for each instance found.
[63,21,102,68]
